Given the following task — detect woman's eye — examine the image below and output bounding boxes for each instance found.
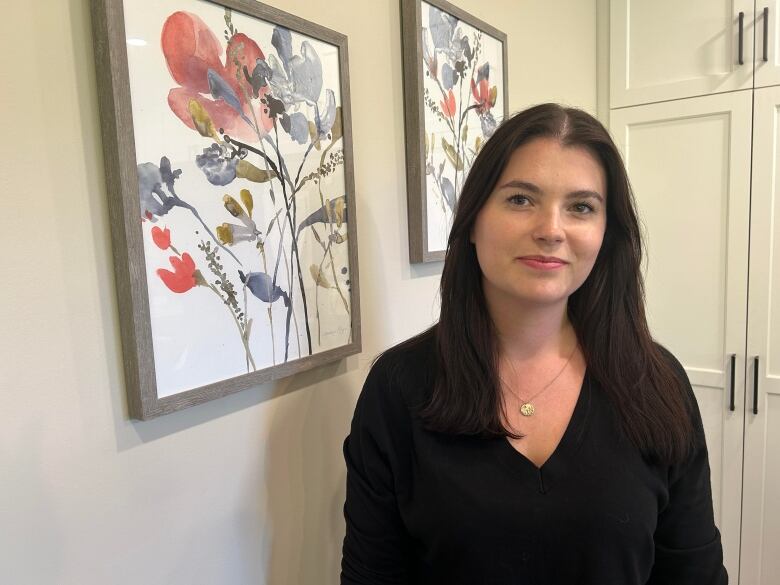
[507,194,530,205]
[572,202,595,214]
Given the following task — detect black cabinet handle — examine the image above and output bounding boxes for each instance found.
[739,11,745,65]
[764,7,770,62]
[753,356,760,415]
[729,354,736,411]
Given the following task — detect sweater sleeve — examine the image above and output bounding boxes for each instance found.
[340,357,414,585]
[647,348,728,585]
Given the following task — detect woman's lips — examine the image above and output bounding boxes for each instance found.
[517,258,567,270]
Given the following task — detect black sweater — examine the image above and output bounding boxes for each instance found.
[341,330,728,584]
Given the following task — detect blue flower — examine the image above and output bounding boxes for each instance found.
[137,157,181,221]
[238,270,290,306]
[195,143,239,186]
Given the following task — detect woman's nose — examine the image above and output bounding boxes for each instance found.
[532,208,565,244]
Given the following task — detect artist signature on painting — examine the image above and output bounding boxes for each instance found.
[323,325,351,338]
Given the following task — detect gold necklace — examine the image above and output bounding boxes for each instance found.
[501,340,579,417]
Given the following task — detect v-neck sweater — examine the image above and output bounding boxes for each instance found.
[341,329,728,584]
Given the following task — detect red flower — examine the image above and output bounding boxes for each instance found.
[440,89,456,119]
[151,226,171,250]
[161,12,223,93]
[161,11,272,142]
[470,78,496,114]
[157,253,199,293]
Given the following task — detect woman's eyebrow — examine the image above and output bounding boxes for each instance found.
[498,180,604,203]
[568,190,604,202]
[499,179,541,193]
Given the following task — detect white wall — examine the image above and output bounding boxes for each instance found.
[0,0,597,583]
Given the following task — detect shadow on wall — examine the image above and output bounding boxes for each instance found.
[112,353,357,585]
[263,357,356,585]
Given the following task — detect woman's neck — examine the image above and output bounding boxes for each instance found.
[487,295,577,363]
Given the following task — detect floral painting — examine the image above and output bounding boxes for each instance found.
[403,0,507,262]
[117,0,358,400]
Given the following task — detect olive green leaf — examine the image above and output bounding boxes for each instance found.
[240,188,253,219]
[188,99,218,139]
[236,159,276,183]
[308,120,322,151]
[223,195,245,218]
[442,138,464,170]
[309,264,332,289]
[330,107,343,144]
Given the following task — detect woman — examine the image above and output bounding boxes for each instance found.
[341,104,727,584]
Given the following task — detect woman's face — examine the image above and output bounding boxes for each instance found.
[470,137,608,311]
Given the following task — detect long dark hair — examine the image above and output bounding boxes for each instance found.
[418,103,694,465]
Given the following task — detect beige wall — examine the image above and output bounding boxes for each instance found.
[0,0,597,583]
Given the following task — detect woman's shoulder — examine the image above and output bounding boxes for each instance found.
[651,341,686,378]
[372,326,437,377]
[651,342,696,404]
[361,326,437,414]
[650,341,706,443]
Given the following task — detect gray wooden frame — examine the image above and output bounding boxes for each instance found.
[401,0,508,263]
[91,0,361,420]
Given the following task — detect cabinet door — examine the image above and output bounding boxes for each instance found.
[754,1,780,87]
[741,84,780,585]
[610,91,752,578]
[610,0,754,108]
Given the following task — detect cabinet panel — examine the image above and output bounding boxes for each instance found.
[742,84,780,585]
[758,396,780,581]
[628,113,730,365]
[611,0,754,108]
[754,0,780,87]
[610,91,752,578]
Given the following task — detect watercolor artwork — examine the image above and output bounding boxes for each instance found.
[402,0,508,262]
[92,0,360,418]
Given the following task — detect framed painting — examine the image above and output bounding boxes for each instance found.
[91,0,361,419]
[401,0,508,263]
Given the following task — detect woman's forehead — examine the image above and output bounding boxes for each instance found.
[496,138,607,196]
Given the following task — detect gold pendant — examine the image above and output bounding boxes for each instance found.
[520,403,535,417]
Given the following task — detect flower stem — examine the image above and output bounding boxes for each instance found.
[205,282,256,371]
[258,244,276,365]
[272,121,313,356]
[314,157,350,318]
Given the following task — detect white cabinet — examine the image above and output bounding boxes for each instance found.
[755,1,780,88]
[610,2,780,583]
[610,91,752,579]
[610,1,780,108]
[610,0,754,108]
[740,84,780,585]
